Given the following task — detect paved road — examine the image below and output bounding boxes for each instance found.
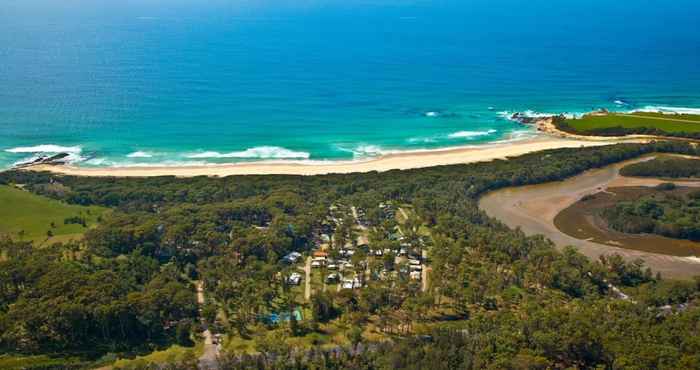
[479,156,700,279]
[196,282,219,370]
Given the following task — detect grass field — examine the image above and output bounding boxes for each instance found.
[562,112,700,134]
[0,185,107,244]
[111,344,202,369]
[0,354,85,370]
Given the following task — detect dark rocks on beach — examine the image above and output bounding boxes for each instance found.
[14,152,71,168]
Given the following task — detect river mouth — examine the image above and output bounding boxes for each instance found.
[554,186,700,257]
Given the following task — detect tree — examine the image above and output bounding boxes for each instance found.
[176,320,193,346]
[348,326,363,351]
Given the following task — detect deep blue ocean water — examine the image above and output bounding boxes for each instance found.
[1,0,700,168]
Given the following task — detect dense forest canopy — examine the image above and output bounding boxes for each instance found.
[1,141,700,369]
[602,185,700,241]
[620,156,700,178]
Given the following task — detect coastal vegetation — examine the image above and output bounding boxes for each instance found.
[620,156,700,178]
[602,186,700,242]
[1,141,700,368]
[555,112,700,139]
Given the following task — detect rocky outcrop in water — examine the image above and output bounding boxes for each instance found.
[14,153,71,168]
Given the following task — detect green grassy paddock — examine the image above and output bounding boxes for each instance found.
[0,185,107,244]
[561,112,700,135]
[0,354,84,370]
[111,344,201,369]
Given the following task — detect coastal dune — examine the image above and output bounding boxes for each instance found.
[27,136,632,177]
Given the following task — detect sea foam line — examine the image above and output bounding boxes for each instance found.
[634,105,700,115]
[497,110,580,121]
[447,129,497,139]
[4,144,82,154]
[185,146,310,159]
[5,144,86,166]
[127,151,155,158]
[408,129,498,144]
[336,144,403,158]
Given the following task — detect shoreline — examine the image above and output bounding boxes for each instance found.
[23,134,643,177]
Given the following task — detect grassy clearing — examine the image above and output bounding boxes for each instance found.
[0,185,107,244]
[111,344,202,369]
[0,354,84,370]
[562,112,700,134]
[632,112,700,122]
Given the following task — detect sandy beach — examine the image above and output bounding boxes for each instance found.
[25,135,638,177]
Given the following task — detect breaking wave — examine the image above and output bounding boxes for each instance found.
[127,151,155,158]
[185,146,310,159]
[335,144,403,158]
[634,106,700,115]
[5,144,85,166]
[5,144,82,154]
[447,129,497,139]
[408,129,498,143]
[84,157,109,166]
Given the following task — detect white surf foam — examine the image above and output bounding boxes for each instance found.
[447,129,497,139]
[336,144,404,158]
[497,110,579,121]
[346,145,390,157]
[84,157,108,166]
[6,144,86,166]
[11,155,42,167]
[113,160,209,168]
[186,146,310,159]
[5,144,82,154]
[407,136,438,144]
[634,105,700,115]
[127,151,154,158]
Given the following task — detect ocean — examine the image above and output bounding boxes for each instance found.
[1,0,700,169]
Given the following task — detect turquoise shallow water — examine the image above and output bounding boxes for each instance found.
[1,0,700,168]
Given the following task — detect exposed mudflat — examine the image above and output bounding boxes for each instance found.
[555,186,700,257]
[479,155,700,279]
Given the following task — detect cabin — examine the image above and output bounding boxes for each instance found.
[282,251,303,264]
[325,272,341,284]
[287,272,302,285]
